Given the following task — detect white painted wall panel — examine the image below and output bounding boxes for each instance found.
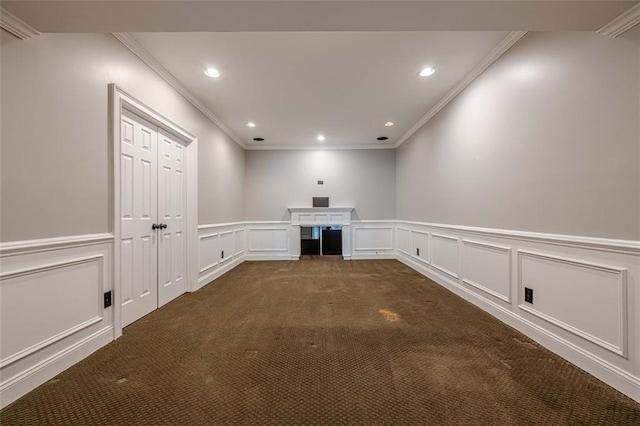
[0,257,103,363]
[397,228,410,255]
[354,227,393,251]
[462,240,511,302]
[518,251,627,356]
[431,234,459,279]
[234,229,245,256]
[248,228,289,252]
[199,233,219,273]
[219,231,234,262]
[411,230,430,264]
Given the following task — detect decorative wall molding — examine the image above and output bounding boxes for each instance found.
[0,235,113,409]
[111,33,245,149]
[517,250,628,357]
[394,31,528,148]
[0,326,113,409]
[598,3,640,38]
[461,239,511,303]
[0,233,114,257]
[396,220,640,255]
[430,233,460,280]
[0,7,40,40]
[396,252,640,404]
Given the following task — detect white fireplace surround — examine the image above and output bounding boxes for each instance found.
[289,207,354,259]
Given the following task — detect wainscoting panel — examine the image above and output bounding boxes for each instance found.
[199,232,220,274]
[411,230,430,264]
[518,250,627,357]
[430,234,460,279]
[234,229,245,257]
[461,239,511,303]
[350,222,395,259]
[0,234,114,408]
[219,231,235,264]
[197,223,246,288]
[396,220,640,403]
[245,223,291,260]
[397,227,411,256]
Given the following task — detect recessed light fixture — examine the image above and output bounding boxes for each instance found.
[317,134,326,142]
[246,122,256,128]
[384,122,394,127]
[419,67,435,77]
[253,137,264,142]
[205,68,220,78]
[377,136,389,141]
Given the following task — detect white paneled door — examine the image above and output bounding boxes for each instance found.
[157,129,186,307]
[120,110,187,327]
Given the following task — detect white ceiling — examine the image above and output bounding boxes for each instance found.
[3,0,637,149]
[132,31,509,148]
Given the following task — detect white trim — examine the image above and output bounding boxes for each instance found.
[353,226,395,251]
[0,326,113,409]
[196,254,246,290]
[0,7,40,40]
[247,143,396,151]
[461,238,512,303]
[516,250,628,358]
[0,233,114,257]
[396,252,640,404]
[198,222,245,230]
[393,31,527,148]
[109,84,199,339]
[598,3,640,38]
[0,316,103,369]
[396,220,640,255]
[112,33,245,149]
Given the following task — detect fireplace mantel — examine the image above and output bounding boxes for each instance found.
[288,207,354,226]
[288,207,355,259]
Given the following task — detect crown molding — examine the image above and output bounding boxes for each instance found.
[393,30,528,149]
[0,7,40,40]
[111,32,246,149]
[598,3,640,38]
[246,143,395,151]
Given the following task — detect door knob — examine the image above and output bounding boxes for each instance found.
[152,223,161,230]
[161,223,168,229]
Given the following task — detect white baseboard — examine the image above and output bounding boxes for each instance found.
[396,252,640,403]
[245,253,293,261]
[351,253,397,260]
[195,254,246,291]
[0,326,113,408]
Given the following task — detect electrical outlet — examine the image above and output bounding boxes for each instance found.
[104,291,112,308]
[524,287,533,304]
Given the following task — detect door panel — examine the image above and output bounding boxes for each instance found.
[157,129,187,307]
[120,110,158,327]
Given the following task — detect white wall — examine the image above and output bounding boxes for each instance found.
[396,32,640,241]
[0,31,244,242]
[0,31,244,407]
[244,149,396,221]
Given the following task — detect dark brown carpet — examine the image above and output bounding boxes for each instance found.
[2,259,639,425]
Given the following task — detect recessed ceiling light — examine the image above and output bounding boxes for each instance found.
[377,136,389,141]
[384,122,394,127]
[246,122,256,128]
[317,135,326,142]
[419,67,435,77]
[205,68,220,78]
[253,137,264,142]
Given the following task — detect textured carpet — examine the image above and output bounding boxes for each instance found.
[1,259,639,425]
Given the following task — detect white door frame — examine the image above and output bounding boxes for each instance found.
[109,84,198,339]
